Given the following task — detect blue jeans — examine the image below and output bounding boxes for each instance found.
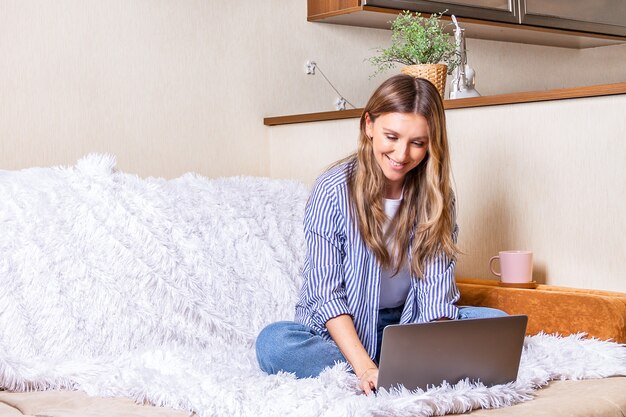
[255,306,507,378]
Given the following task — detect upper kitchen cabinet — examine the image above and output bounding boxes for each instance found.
[520,0,626,37]
[308,0,626,48]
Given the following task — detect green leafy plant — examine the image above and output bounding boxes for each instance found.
[369,11,459,76]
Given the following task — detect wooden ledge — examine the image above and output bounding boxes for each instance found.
[264,82,626,126]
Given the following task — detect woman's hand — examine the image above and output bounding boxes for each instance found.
[358,366,379,395]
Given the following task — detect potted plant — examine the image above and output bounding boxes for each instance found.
[369,11,459,97]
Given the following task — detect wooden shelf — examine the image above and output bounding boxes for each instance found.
[308,3,626,49]
[264,82,626,126]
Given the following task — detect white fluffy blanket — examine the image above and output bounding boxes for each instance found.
[0,154,624,417]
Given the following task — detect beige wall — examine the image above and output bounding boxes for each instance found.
[1,1,625,178]
[1,2,625,290]
[267,95,626,293]
[0,0,388,177]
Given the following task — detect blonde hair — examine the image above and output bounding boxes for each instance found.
[346,74,458,278]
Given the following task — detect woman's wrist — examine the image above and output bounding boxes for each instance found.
[358,366,377,379]
[353,357,378,379]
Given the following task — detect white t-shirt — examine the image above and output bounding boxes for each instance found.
[378,197,411,309]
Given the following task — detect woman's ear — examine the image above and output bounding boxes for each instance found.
[364,112,373,139]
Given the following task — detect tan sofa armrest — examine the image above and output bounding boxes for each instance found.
[456,278,626,343]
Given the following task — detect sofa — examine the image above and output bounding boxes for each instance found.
[1,155,624,417]
[1,278,625,417]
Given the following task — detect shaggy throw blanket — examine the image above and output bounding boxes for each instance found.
[0,154,624,417]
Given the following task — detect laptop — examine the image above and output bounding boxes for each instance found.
[377,315,528,391]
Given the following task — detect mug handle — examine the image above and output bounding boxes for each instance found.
[489,256,501,277]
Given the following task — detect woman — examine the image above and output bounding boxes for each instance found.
[256,75,505,395]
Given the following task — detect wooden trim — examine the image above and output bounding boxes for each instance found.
[307,0,361,20]
[264,83,626,126]
[443,82,626,110]
[307,6,364,21]
[265,109,363,126]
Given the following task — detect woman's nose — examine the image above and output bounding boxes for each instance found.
[393,143,409,161]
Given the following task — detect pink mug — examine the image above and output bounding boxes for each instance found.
[489,251,533,283]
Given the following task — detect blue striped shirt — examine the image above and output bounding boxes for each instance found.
[295,162,460,359]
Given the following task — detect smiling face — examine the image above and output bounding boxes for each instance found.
[365,112,430,199]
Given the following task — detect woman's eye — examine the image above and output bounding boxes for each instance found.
[412,141,425,147]
[386,136,397,141]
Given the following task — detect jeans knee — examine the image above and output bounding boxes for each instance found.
[255,321,295,374]
[257,321,295,348]
[458,306,508,320]
[484,308,507,318]
[256,321,346,378]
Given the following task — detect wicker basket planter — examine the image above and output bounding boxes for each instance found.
[400,64,448,98]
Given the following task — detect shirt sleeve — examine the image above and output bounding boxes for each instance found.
[301,180,351,329]
[416,197,461,322]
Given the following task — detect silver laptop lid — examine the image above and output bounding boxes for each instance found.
[377,315,528,391]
